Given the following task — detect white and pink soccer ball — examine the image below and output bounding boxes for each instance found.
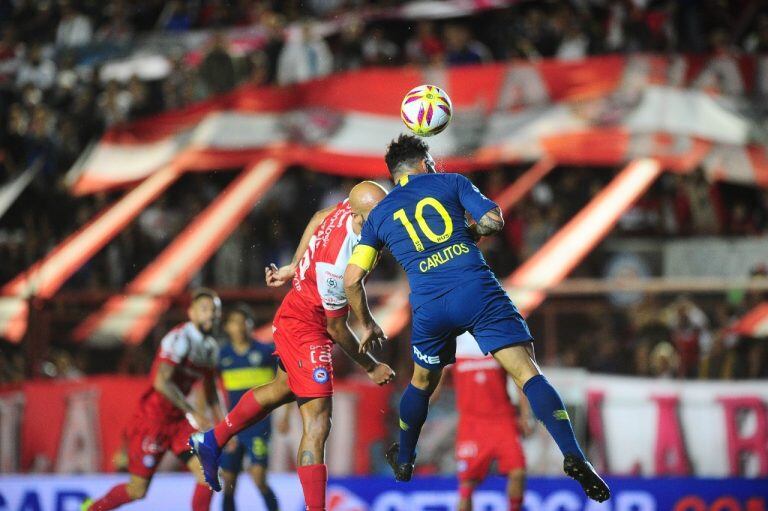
[400,84,453,137]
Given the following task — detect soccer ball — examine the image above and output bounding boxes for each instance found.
[400,85,452,137]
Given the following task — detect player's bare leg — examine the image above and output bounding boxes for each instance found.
[492,343,610,502]
[221,467,238,510]
[190,368,294,492]
[249,464,279,511]
[296,396,332,511]
[187,456,214,511]
[80,474,149,510]
[457,480,477,511]
[507,468,526,511]
[386,364,443,481]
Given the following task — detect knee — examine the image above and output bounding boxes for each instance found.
[410,368,440,393]
[126,480,149,500]
[303,414,331,442]
[508,468,526,485]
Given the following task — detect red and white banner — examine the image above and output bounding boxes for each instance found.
[71,55,768,195]
[2,372,767,477]
[0,375,391,475]
[735,302,768,338]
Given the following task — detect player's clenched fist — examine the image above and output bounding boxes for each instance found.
[359,321,387,353]
[367,362,395,386]
[265,263,295,287]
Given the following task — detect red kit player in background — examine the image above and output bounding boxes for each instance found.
[191,182,395,511]
[81,289,224,511]
[453,332,533,511]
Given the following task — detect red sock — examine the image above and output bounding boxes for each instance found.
[213,391,268,447]
[509,496,523,511]
[90,483,132,510]
[192,483,212,511]
[297,464,327,511]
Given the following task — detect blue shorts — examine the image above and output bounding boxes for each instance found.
[219,419,271,473]
[410,277,532,370]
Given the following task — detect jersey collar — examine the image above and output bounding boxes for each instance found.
[397,174,410,186]
[346,214,360,241]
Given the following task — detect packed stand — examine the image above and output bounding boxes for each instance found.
[1,1,768,381]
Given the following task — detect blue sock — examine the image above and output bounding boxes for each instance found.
[223,493,235,511]
[397,384,431,464]
[523,374,585,460]
[260,486,278,511]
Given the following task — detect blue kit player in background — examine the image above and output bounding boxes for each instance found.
[218,305,280,511]
[343,134,610,503]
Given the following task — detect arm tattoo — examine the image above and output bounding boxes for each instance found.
[300,450,316,465]
[475,207,504,236]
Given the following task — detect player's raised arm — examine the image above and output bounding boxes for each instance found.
[454,173,504,238]
[265,204,337,287]
[470,206,504,238]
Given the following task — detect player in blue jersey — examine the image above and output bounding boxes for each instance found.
[343,134,610,502]
[218,305,280,511]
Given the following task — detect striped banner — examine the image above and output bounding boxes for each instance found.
[73,158,285,344]
[0,165,181,342]
[70,56,768,196]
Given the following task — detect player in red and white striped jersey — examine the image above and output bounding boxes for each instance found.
[453,332,533,511]
[190,182,395,511]
[82,289,224,511]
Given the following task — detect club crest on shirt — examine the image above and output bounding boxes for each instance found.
[313,367,330,384]
[248,352,263,365]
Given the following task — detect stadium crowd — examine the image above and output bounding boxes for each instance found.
[1,0,767,384]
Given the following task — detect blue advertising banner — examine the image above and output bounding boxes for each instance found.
[0,475,766,511]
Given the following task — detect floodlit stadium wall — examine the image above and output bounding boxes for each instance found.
[1,474,766,511]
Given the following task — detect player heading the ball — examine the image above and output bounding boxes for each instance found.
[344,134,610,503]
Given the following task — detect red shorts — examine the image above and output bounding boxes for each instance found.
[126,411,196,479]
[273,309,334,399]
[456,416,525,482]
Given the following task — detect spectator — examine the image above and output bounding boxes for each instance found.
[649,342,679,378]
[158,0,193,31]
[362,27,399,66]
[261,13,286,83]
[406,21,444,65]
[0,28,20,87]
[199,33,236,95]
[16,43,56,90]
[664,298,711,379]
[95,1,134,44]
[97,79,131,127]
[444,24,491,67]
[557,23,589,61]
[335,17,365,72]
[55,1,93,48]
[277,21,333,85]
[246,51,271,87]
[744,14,768,54]
[126,75,152,119]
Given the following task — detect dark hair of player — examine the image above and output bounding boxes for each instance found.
[228,302,255,325]
[385,134,430,176]
[191,287,220,303]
